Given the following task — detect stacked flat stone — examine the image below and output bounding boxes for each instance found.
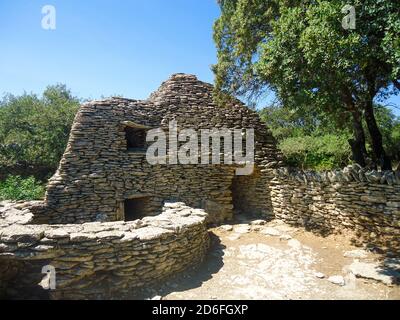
[0,201,209,299]
[36,73,283,224]
[270,165,400,254]
[1,73,399,299]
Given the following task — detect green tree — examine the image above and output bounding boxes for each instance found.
[260,104,352,170]
[213,0,400,169]
[259,104,343,140]
[278,134,351,170]
[0,84,80,180]
[373,105,400,164]
[260,102,399,170]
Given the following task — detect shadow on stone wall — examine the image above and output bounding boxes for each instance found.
[231,168,275,221]
[268,166,400,285]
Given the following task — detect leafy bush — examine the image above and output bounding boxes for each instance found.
[260,105,353,170]
[373,105,400,163]
[0,175,45,201]
[0,84,80,180]
[260,104,399,170]
[279,134,351,170]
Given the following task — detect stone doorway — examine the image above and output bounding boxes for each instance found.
[230,168,269,217]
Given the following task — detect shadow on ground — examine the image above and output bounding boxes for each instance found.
[133,214,400,300]
[133,231,226,300]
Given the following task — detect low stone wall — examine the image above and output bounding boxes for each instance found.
[0,202,210,299]
[269,166,400,254]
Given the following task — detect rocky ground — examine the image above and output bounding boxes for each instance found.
[136,215,400,300]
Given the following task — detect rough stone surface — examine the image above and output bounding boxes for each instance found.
[270,165,400,254]
[0,202,209,299]
[137,221,400,300]
[344,249,369,259]
[1,74,399,299]
[30,73,282,225]
[219,225,233,232]
[261,227,281,237]
[348,261,400,285]
[328,276,346,286]
[234,225,251,234]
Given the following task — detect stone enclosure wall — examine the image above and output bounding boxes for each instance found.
[270,165,400,254]
[0,202,209,299]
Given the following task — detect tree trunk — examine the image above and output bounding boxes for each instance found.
[363,101,392,170]
[348,109,368,168]
[342,88,368,168]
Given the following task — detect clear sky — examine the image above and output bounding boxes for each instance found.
[0,0,220,100]
[0,0,399,116]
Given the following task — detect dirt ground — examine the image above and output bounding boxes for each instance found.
[136,216,400,300]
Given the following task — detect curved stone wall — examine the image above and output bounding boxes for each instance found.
[0,202,210,299]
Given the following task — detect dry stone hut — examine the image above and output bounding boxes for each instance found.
[0,73,284,299]
[38,73,284,225]
[1,73,399,299]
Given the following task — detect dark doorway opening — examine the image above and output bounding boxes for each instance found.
[125,126,147,151]
[231,175,243,214]
[124,197,150,221]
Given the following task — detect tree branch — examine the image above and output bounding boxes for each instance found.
[393,80,400,91]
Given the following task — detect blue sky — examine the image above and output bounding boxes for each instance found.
[0,0,220,100]
[0,0,399,116]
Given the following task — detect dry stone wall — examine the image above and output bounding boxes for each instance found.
[2,72,399,300]
[269,165,400,254]
[41,74,282,224]
[0,202,210,299]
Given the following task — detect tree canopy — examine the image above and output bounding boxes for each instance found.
[213,0,400,169]
[0,84,80,180]
[260,103,400,170]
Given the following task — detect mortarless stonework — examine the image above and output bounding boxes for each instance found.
[34,73,283,224]
[270,166,400,254]
[0,201,209,299]
[1,73,284,299]
[0,73,399,299]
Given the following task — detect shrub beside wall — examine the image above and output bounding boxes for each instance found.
[0,176,45,201]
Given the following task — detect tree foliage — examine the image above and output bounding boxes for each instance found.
[214,0,400,169]
[373,105,400,162]
[260,103,400,170]
[260,104,352,170]
[279,134,351,170]
[0,84,80,180]
[0,175,45,201]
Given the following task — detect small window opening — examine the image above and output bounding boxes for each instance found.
[125,127,147,152]
[124,197,150,221]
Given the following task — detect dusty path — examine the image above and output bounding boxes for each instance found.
[137,217,400,300]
